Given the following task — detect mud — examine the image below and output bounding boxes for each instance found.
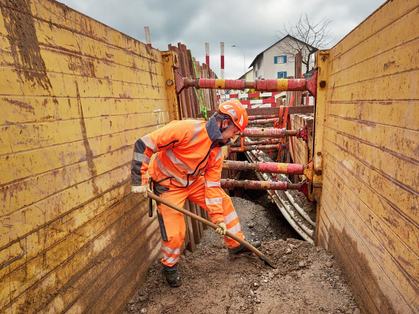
[124,196,361,314]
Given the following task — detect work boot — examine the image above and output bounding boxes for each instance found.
[163,264,182,287]
[228,241,262,259]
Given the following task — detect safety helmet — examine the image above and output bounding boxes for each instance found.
[218,100,248,132]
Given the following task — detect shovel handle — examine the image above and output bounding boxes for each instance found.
[146,191,270,262]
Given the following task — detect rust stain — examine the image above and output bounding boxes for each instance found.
[383,60,396,71]
[75,82,99,196]
[0,0,52,91]
[68,56,96,77]
[6,98,34,112]
[328,228,396,314]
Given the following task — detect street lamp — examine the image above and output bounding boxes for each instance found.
[231,45,246,77]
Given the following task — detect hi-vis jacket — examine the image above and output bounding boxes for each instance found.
[131,116,228,223]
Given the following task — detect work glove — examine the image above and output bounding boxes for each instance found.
[215,222,227,236]
[131,185,148,198]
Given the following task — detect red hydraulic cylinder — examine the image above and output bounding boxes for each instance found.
[221,179,308,194]
[222,160,305,175]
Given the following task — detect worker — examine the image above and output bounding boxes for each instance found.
[131,100,261,287]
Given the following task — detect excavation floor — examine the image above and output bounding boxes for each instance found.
[124,197,361,314]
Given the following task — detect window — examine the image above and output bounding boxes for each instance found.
[257,61,261,69]
[255,70,257,79]
[277,71,287,79]
[274,55,287,64]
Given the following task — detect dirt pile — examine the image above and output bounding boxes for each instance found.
[125,197,360,314]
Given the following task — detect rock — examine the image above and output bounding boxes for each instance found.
[298,261,306,267]
[353,309,361,314]
[286,248,292,254]
[325,261,333,267]
[140,308,147,313]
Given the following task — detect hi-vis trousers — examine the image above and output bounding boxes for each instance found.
[155,176,244,267]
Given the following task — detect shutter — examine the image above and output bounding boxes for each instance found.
[284,55,287,63]
[274,56,278,64]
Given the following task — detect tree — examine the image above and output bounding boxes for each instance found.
[276,13,332,73]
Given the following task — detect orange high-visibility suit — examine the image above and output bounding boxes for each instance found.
[131,117,244,267]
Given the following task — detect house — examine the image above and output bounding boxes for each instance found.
[249,35,316,80]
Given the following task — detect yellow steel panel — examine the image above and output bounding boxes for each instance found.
[323,156,419,276]
[330,38,419,88]
[0,96,77,125]
[323,124,419,226]
[327,100,419,131]
[4,196,148,313]
[326,128,418,193]
[2,147,133,217]
[327,115,419,164]
[0,127,160,186]
[0,184,130,280]
[331,1,418,65]
[320,191,413,313]
[162,51,180,121]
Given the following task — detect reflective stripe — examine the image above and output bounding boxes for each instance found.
[141,135,157,153]
[215,149,223,161]
[165,149,194,173]
[190,121,202,143]
[224,211,238,225]
[205,197,223,205]
[163,255,180,264]
[227,222,242,235]
[162,243,180,255]
[205,180,220,187]
[157,156,193,186]
[133,152,150,164]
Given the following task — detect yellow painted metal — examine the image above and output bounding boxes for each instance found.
[215,79,226,89]
[277,79,288,91]
[0,0,175,313]
[310,50,329,202]
[162,51,180,121]
[315,0,419,312]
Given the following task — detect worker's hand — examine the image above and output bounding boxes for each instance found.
[131,185,148,198]
[215,222,227,236]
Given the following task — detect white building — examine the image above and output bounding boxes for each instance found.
[249,35,316,80]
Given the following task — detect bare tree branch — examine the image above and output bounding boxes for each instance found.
[275,13,333,73]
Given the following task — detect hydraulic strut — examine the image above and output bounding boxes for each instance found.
[220,179,308,196]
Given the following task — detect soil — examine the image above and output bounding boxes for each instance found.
[124,195,361,314]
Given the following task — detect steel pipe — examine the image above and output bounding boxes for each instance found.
[221,179,307,193]
[222,160,305,175]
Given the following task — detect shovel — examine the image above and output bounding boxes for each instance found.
[146,190,277,269]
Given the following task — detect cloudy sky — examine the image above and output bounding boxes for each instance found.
[58,0,385,79]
